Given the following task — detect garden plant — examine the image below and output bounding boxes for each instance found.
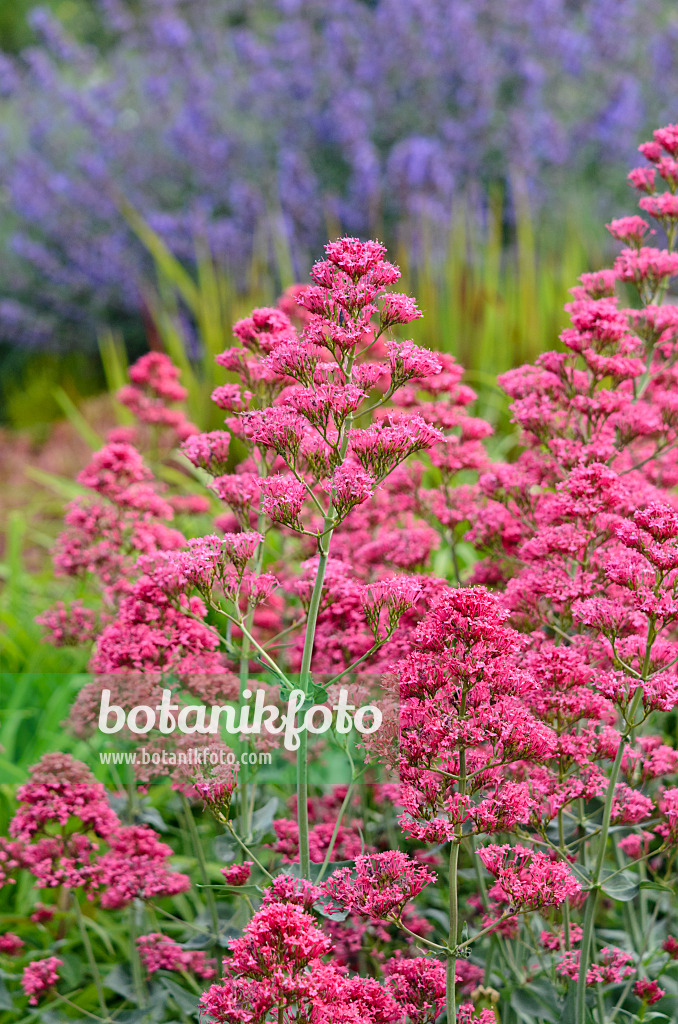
[4,122,678,1024]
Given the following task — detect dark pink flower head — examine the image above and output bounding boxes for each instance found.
[635,979,665,1005]
[222,531,264,570]
[653,123,678,156]
[220,861,252,886]
[628,166,656,193]
[606,216,652,246]
[558,946,636,985]
[229,900,332,977]
[128,352,187,402]
[413,586,520,655]
[322,237,391,280]
[655,787,678,845]
[260,473,307,528]
[77,442,151,501]
[380,292,423,329]
[633,503,678,542]
[573,269,617,299]
[137,932,215,979]
[478,844,580,911]
[260,874,323,911]
[98,825,191,909]
[614,247,678,289]
[386,339,442,388]
[458,1007,498,1024]
[384,955,446,1024]
[322,851,435,921]
[181,431,231,476]
[36,600,97,647]
[21,957,62,1005]
[233,306,296,354]
[0,932,24,955]
[10,755,119,841]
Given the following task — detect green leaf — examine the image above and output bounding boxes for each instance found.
[213,833,238,862]
[639,880,674,893]
[561,980,576,1024]
[53,387,103,449]
[568,862,592,887]
[248,797,279,842]
[510,987,559,1023]
[0,977,13,1011]
[600,870,640,902]
[197,882,261,897]
[104,963,137,1002]
[160,977,199,1017]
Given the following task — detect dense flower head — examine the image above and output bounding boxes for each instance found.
[635,979,665,1004]
[98,825,191,909]
[35,600,97,647]
[181,431,231,475]
[558,947,636,985]
[384,956,446,1024]
[21,957,62,1005]
[322,852,436,921]
[477,844,580,911]
[10,754,119,841]
[137,933,216,979]
[117,353,197,441]
[220,861,253,886]
[0,932,24,955]
[129,353,187,401]
[77,442,151,501]
[227,900,332,977]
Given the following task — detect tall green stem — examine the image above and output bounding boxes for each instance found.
[238,505,266,837]
[447,684,468,1023]
[128,903,147,1012]
[575,687,643,1024]
[181,795,222,978]
[295,354,355,878]
[447,840,460,1024]
[73,896,108,1018]
[296,532,333,878]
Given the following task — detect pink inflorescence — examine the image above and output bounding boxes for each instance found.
[137,933,216,979]
[21,957,62,1005]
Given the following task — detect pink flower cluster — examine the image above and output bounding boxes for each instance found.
[137,933,216,978]
[8,754,189,905]
[21,957,62,1005]
[118,351,198,443]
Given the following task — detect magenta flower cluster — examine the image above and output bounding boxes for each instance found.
[7,122,678,1024]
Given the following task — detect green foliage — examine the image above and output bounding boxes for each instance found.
[403,193,597,425]
[0,513,93,780]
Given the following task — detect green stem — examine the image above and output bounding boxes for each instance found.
[128,903,147,1011]
[73,896,108,1018]
[447,685,468,1023]
[225,820,273,879]
[294,349,359,879]
[575,687,643,1024]
[447,840,460,1024]
[181,795,222,978]
[296,525,334,878]
[238,505,266,838]
[316,750,359,884]
[56,995,112,1023]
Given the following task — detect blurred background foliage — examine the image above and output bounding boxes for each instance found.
[0,0,673,434]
